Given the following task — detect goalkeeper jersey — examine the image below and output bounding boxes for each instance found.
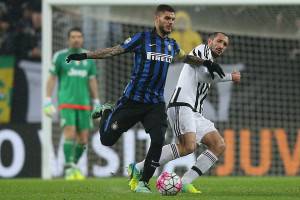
[50,48,97,110]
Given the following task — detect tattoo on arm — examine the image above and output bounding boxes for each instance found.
[87,45,125,59]
[183,55,204,66]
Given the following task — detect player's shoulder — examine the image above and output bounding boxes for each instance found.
[189,43,210,58]
[193,43,206,52]
[53,48,68,58]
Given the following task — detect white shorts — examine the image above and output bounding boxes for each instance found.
[167,106,217,143]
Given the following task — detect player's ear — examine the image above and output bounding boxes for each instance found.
[208,38,213,46]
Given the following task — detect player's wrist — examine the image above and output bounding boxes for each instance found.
[45,97,52,105]
[92,98,101,106]
[203,60,212,67]
[93,98,101,104]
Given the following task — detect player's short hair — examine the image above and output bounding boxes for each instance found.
[155,4,175,15]
[68,27,83,38]
[209,32,229,39]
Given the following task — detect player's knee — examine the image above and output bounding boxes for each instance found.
[100,136,114,146]
[184,143,197,154]
[217,140,226,154]
[208,139,226,156]
[179,141,196,155]
[99,130,114,146]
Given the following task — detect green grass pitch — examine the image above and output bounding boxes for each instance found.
[0,177,299,200]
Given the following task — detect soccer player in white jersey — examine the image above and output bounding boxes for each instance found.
[131,32,241,193]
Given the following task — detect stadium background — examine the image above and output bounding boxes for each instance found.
[0,1,300,179]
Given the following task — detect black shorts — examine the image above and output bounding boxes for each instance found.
[102,97,168,135]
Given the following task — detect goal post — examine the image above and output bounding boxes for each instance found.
[42,0,300,179]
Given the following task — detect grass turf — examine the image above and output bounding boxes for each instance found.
[0,177,299,200]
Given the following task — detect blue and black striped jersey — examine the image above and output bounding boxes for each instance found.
[121,29,180,104]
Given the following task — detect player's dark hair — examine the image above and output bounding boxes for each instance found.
[68,27,83,38]
[155,4,175,15]
[209,32,229,39]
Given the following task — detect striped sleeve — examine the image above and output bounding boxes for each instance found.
[120,32,142,52]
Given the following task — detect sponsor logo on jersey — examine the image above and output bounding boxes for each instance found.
[146,52,173,63]
[67,68,88,77]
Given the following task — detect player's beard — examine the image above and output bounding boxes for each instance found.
[159,24,171,36]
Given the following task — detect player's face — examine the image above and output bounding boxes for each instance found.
[208,33,229,57]
[155,11,175,35]
[68,31,83,49]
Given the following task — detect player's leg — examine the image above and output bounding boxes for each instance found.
[60,109,77,180]
[181,117,225,191]
[135,106,196,171]
[134,103,167,193]
[99,99,142,146]
[74,110,92,164]
[72,110,92,180]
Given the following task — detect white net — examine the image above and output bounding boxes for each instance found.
[50,5,300,177]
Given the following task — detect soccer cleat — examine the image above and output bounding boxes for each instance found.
[134,181,151,193]
[73,168,86,180]
[64,168,77,181]
[127,163,142,191]
[182,183,202,194]
[91,103,114,119]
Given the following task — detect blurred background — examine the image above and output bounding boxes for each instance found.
[0,0,300,179]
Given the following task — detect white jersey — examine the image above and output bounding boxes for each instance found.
[168,44,232,114]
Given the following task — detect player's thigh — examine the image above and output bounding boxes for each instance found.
[77,110,93,132]
[195,114,218,144]
[103,102,142,134]
[60,109,76,127]
[167,106,196,138]
[60,109,76,138]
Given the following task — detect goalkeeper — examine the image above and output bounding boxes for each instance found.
[44,27,100,180]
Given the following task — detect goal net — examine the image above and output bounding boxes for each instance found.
[42,1,300,178]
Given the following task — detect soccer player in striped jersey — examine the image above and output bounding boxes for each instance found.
[66,5,225,193]
[134,32,241,193]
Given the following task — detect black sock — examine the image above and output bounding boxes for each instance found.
[140,144,162,183]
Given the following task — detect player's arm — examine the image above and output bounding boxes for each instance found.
[66,33,142,63]
[46,74,56,97]
[66,45,125,62]
[44,74,57,117]
[174,49,225,79]
[200,70,241,84]
[87,45,125,59]
[89,77,101,107]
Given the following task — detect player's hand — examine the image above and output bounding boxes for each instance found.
[66,53,87,63]
[43,98,56,118]
[203,60,225,79]
[92,99,101,120]
[231,71,241,83]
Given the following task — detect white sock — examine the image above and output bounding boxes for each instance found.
[135,143,180,171]
[181,149,218,184]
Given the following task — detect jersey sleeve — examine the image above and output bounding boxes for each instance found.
[173,40,181,56]
[193,44,213,61]
[120,32,142,53]
[89,60,97,79]
[49,51,61,76]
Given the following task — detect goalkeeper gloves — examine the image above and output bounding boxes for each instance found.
[92,98,101,111]
[203,60,225,80]
[43,97,56,118]
[66,53,87,63]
